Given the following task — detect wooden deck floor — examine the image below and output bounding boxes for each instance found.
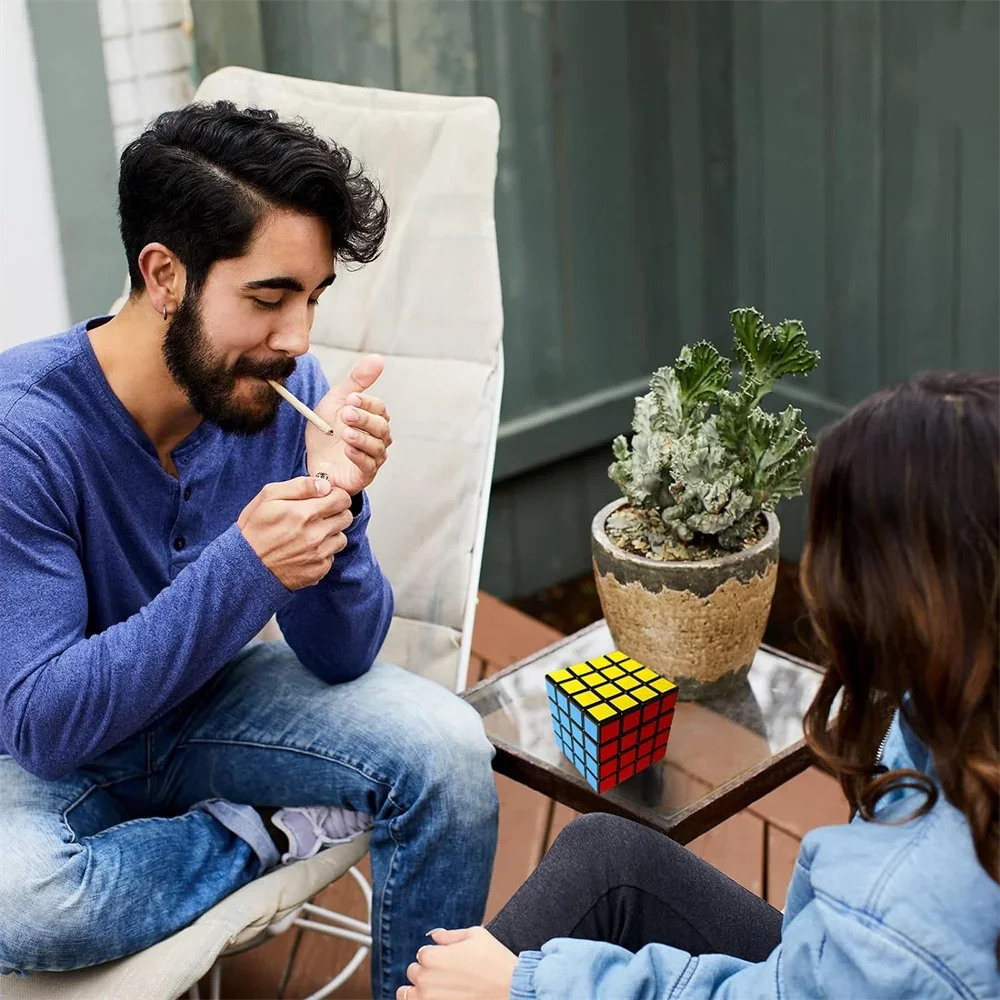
[215,594,845,999]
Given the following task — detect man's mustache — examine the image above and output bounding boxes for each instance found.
[231,356,297,381]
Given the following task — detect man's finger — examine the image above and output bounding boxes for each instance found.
[343,427,387,461]
[261,476,333,502]
[347,393,389,422]
[345,445,377,478]
[299,488,353,520]
[342,406,390,441]
[334,355,384,399]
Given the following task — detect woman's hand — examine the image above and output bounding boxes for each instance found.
[396,927,518,1000]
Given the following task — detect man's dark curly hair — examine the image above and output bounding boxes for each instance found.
[118,101,388,294]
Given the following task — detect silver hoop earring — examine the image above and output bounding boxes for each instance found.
[162,305,168,321]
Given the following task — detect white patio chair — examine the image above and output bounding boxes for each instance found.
[4,66,503,1000]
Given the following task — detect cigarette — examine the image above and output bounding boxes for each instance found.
[267,379,335,436]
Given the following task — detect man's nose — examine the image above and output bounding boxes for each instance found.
[269,308,311,357]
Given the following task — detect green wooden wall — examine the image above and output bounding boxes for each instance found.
[193,0,999,600]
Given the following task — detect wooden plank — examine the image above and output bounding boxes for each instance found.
[623,0,677,368]
[953,0,1000,372]
[472,592,564,670]
[689,805,765,898]
[484,443,623,600]
[732,0,764,306]
[508,452,603,600]
[765,824,802,910]
[825,0,883,403]
[662,701,771,790]
[483,775,552,923]
[694,1,736,352]
[218,932,298,1000]
[749,764,848,840]
[191,0,265,79]
[260,0,395,89]
[473,0,565,425]
[545,802,580,854]
[759,0,829,389]
[394,0,477,95]
[880,1,961,384]
[665,2,706,349]
[549,1,644,396]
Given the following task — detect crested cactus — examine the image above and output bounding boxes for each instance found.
[608,308,820,560]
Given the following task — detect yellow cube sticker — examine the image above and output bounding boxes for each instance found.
[587,702,616,722]
[562,679,585,695]
[573,690,600,708]
[611,693,638,712]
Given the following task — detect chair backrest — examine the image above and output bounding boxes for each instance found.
[190,68,504,692]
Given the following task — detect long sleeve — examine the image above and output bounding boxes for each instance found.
[276,489,394,684]
[510,895,961,1000]
[0,426,292,780]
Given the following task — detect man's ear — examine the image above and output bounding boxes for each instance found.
[137,242,187,318]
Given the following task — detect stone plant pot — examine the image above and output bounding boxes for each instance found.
[591,499,780,701]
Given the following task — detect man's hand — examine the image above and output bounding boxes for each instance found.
[237,476,354,590]
[306,355,393,495]
[397,927,518,1000]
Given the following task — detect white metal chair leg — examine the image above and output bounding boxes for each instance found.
[186,956,221,1000]
[298,865,374,1000]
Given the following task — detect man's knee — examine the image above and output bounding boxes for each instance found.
[0,817,91,972]
[399,683,497,820]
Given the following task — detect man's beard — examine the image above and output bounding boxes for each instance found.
[163,293,296,436]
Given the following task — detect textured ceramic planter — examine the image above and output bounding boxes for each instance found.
[592,499,780,701]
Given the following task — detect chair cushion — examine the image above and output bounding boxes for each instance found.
[2,836,369,1000]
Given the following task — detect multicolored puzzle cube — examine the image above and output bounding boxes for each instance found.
[545,652,678,793]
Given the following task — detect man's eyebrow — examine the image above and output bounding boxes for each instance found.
[242,273,337,293]
[243,277,305,293]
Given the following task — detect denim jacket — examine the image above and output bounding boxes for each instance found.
[510,711,1000,1000]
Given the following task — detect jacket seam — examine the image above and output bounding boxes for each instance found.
[668,956,697,1000]
[812,887,977,999]
[865,807,936,907]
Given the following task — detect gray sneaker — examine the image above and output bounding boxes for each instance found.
[272,806,372,865]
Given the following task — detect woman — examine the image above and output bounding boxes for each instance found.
[398,372,1000,1000]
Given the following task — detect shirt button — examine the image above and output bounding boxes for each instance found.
[183,485,192,501]
[173,537,187,552]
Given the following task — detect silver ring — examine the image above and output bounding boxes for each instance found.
[315,472,330,481]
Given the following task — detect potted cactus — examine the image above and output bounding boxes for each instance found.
[592,308,820,700]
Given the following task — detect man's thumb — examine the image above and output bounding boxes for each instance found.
[266,475,331,501]
[335,354,384,397]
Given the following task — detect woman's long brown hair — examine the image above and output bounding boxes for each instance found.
[801,371,999,887]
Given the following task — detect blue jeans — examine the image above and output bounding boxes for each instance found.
[0,643,499,998]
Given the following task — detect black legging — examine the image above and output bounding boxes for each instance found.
[488,812,783,962]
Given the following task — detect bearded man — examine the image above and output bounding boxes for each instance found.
[0,101,497,1000]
